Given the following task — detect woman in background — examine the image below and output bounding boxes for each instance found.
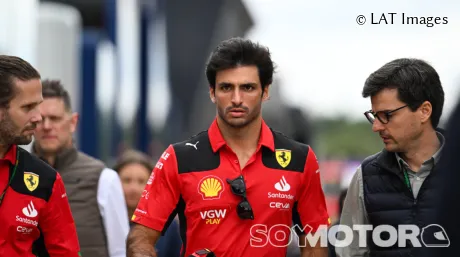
[114,149,182,257]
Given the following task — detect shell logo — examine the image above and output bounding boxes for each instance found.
[198,175,225,200]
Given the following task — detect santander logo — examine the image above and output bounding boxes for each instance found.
[22,201,38,218]
[274,176,291,192]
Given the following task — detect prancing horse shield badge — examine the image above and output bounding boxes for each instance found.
[24,172,39,192]
[275,149,291,168]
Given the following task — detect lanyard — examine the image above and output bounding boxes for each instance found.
[0,147,19,206]
[402,167,412,193]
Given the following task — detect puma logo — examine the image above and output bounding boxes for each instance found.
[185,141,199,150]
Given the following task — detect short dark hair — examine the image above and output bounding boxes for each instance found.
[205,37,275,89]
[362,58,445,128]
[41,79,72,112]
[0,55,41,108]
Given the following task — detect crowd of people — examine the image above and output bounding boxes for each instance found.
[0,36,459,257]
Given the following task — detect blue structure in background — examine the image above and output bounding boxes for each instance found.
[79,0,120,159]
[136,4,152,153]
[79,30,100,158]
[74,0,252,161]
[104,0,123,158]
[79,0,155,159]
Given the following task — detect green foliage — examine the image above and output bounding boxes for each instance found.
[311,118,383,160]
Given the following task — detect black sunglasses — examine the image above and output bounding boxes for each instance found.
[364,105,408,124]
[226,175,254,220]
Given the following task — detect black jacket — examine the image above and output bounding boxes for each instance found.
[361,147,443,257]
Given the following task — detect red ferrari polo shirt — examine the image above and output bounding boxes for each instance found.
[0,144,16,196]
[133,119,330,257]
[0,145,81,257]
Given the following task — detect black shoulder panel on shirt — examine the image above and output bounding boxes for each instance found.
[10,148,57,201]
[262,129,309,172]
[172,131,220,174]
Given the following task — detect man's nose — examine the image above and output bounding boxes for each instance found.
[38,117,53,130]
[372,119,385,132]
[31,110,42,124]
[43,118,52,129]
[231,89,243,105]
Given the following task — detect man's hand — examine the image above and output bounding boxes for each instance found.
[299,234,328,257]
[127,224,161,257]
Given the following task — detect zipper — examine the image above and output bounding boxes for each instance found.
[375,163,415,201]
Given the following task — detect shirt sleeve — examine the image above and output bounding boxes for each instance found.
[335,165,370,257]
[97,168,130,257]
[292,146,330,235]
[132,145,181,232]
[39,173,81,257]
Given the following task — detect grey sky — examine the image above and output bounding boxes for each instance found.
[243,0,460,124]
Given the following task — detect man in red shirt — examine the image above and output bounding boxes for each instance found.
[127,38,330,257]
[0,55,81,256]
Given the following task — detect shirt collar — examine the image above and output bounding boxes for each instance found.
[1,144,17,165]
[395,131,445,170]
[208,118,275,153]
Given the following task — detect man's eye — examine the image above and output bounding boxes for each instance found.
[23,105,34,111]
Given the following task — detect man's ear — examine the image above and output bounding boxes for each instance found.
[209,86,216,103]
[419,101,432,124]
[262,85,270,101]
[69,112,79,133]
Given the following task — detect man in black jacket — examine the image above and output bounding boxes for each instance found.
[337,58,445,257]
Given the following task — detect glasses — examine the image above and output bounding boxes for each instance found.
[364,105,408,124]
[226,175,254,220]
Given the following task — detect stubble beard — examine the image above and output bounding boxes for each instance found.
[218,107,257,128]
[0,113,33,146]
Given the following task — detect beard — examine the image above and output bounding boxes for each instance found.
[217,103,261,128]
[0,112,35,146]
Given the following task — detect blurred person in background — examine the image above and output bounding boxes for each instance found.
[113,149,182,257]
[427,96,460,257]
[0,55,80,256]
[32,79,129,257]
[337,58,445,257]
[127,37,330,257]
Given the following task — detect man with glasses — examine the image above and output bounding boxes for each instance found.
[336,58,445,257]
[0,55,80,256]
[127,37,330,257]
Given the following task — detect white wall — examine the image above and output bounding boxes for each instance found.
[37,2,82,115]
[0,0,39,65]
